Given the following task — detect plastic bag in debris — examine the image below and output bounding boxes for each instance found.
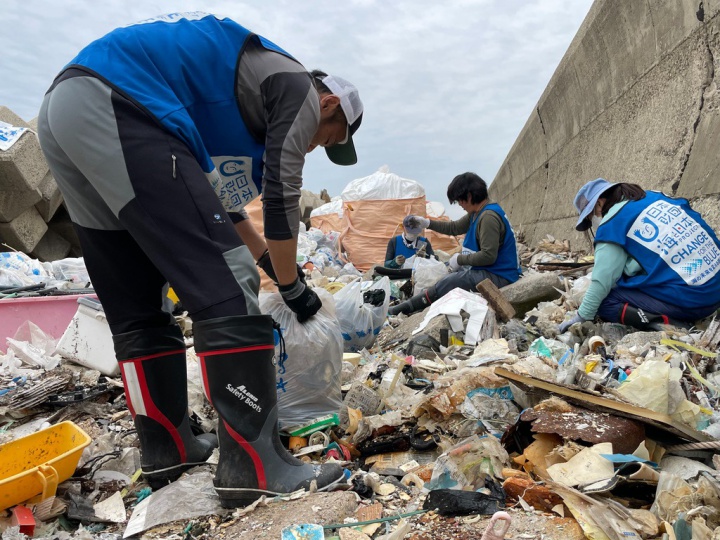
[567,273,592,308]
[528,337,568,362]
[259,288,342,430]
[423,479,505,516]
[616,360,684,415]
[417,367,505,420]
[0,252,50,287]
[309,247,339,272]
[461,387,520,430]
[125,470,224,537]
[501,319,532,352]
[412,256,448,295]
[426,435,510,491]
[296,231,318,256]
[47,257,90,283]
[7,321,61,370]
[338,263,363,277]
[333,277,390,352]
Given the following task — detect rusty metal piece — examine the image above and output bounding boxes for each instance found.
[520,403,645,455]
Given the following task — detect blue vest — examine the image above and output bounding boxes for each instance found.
[394,235,428,258]
[594,191,720,308]
[462,203,521,283]
[69,13,294,212]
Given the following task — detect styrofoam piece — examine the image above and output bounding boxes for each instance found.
[55,298,119,376]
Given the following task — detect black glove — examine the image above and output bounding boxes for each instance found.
[279,278,322,322]
[257,249,306,285]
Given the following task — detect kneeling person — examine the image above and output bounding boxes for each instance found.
[390,172,521,316]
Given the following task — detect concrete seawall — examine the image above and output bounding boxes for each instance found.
[490,0,720,249]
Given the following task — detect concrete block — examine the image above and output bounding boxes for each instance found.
[498,24,709,245]
[0,207,48,252]
[30,229,71,262]
[34,171,63,222]
[27,117,38,130]
[501,272,563,316]
[0,106,30,128]
[0,187,42,223]
[0,132,48,191]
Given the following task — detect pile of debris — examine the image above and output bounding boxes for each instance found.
[2,231,720,540]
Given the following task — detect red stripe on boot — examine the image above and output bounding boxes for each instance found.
[125,357,187,462]
[198,345,274,357]
[222,419,267,490]
[199,356,212,403]
[123,348,186,362]
[662,315,669,324]
[620,303,629,324]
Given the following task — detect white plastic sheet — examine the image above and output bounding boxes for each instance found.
[341,165,425,201]
[412,288,488,346]
[309,197,344,217]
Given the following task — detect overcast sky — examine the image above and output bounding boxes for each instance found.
[2,0,592,218]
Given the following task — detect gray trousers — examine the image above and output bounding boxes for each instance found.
[432,268,511,298]
[37,69,260,334]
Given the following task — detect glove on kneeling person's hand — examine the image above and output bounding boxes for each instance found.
[558,312,586,334]
[448,253,461,272]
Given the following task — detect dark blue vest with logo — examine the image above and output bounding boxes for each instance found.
[594,191,720,308]
[462,203,521,283]
[69,12,294,211]
[394,235,428,258]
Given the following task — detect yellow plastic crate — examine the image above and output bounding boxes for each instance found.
[0,421,91,511]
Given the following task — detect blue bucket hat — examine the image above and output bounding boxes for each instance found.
[573,178,615,231]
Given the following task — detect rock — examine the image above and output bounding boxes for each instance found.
[340,529,372,540]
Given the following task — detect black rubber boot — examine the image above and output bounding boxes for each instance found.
[114,325,217,490]
[193,315,344,508]
[388,286,438,316]
[619,304,692,331]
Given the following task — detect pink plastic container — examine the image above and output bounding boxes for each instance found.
[0,294,96,349]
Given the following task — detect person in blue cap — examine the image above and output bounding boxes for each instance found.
[390,172,521,315]
[37,12,363,507]
[559,179,720,333]
[383,220,435,268]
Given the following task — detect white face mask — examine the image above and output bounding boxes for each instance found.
[591,215,603,229]
[404,232,418,242]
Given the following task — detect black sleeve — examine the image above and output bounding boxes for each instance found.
[384,238,396,265]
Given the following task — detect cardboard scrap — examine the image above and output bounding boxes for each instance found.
[546,443,616,487]
[495,367,712,443]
